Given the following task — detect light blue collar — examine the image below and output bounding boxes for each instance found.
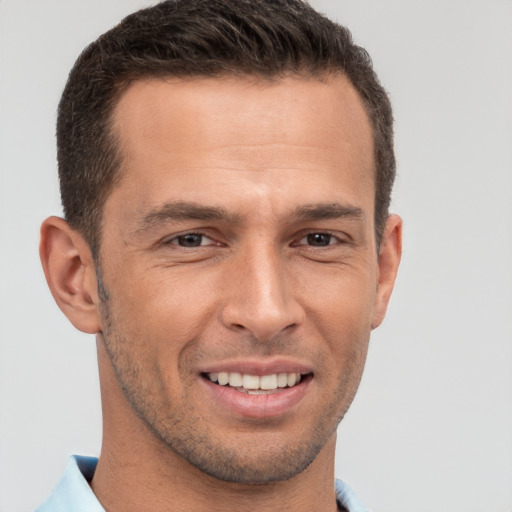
[335,478,371,512]
[35,456,104,512]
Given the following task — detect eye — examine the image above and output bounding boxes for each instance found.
[168,233,214,247]
[300,233,338,247]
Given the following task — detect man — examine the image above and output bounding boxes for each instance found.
[37,0,401,510]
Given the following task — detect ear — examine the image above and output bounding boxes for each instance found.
[371,214,402,329]
[40,216,101,334]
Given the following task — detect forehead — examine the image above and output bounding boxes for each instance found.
[107,74,375,222]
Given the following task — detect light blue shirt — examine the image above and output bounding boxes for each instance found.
[36,455,370,512]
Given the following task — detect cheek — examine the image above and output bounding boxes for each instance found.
[298,263,376,375]
[106,266,222,359]
[300,261,378,330]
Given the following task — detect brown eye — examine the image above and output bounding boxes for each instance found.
[170,233,209,247]
[305,233,334,247]
[179,234,202,247]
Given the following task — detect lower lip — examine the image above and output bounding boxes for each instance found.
[201,375,312,419]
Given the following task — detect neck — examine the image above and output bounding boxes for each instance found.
[92,338,339,512]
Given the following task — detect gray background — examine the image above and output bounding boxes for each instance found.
[1,1,511,511]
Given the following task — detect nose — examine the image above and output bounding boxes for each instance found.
[220,245,304,342]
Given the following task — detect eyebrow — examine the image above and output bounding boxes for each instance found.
[135,200,364,235]
[136,201,241,232]
[293,203,365,221]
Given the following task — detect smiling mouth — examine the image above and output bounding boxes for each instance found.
[204,372,309,395]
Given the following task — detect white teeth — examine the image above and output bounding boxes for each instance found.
[217,372,229,386]
[207,371,305,391]
[228,372,243,387]
[260,374,277,390]
[242,374,260,390]
[277,373,288,388]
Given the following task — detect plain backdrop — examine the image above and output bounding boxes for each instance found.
[1,1,511,511]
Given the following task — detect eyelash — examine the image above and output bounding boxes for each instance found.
[163,231,346,248]
[165,232,217,247]
[295,232,341,248]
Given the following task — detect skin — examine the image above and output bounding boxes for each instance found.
[40,74,401,512]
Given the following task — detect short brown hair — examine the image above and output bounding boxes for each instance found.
[57,0,395,256]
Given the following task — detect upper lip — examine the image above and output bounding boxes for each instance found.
[199,357,313,376]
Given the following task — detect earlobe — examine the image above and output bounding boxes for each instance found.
[40,216,101,334]
[371,214,402,329]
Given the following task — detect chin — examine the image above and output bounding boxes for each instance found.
[170,437,326,485]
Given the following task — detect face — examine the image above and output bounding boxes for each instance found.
[95,75,394,484]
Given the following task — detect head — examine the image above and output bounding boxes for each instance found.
[41,0,401,489]
[57,0,395,258]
